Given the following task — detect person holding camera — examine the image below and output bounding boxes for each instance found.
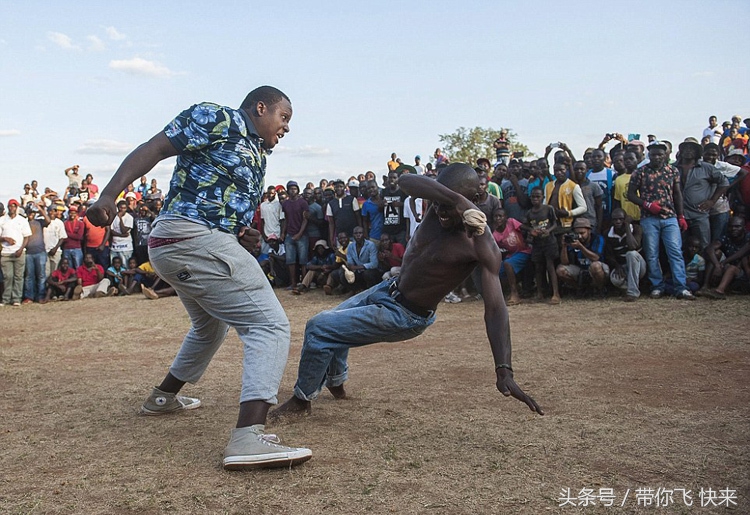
[557,217,608,295]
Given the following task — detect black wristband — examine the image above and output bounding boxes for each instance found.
[495,363,513,373]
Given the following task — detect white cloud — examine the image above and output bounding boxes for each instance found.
[47,31,80,50]
[105,26,127,41]
[77,139,133,155]
[275,145,332,157]
[0,129,21,137]
[109,57,178,79]
[87,35,105,52]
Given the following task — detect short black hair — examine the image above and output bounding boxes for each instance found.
[436,163,480,200]
[240,86,290,110]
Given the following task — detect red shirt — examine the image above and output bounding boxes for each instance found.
[51,267,76,283]
[383,242,405,267]
[76,264,104,286]
[493,218,531,255]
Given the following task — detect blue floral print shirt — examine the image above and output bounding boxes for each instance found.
[160,102,267,234]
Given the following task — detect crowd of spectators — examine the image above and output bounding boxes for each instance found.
[1,114,749,307]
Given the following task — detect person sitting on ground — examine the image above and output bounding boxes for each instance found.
[604,209,645,301]
[341,226,380,293]
[272,163,542,420]
[106,255,128,295]
[557,217,608,296]
[73,252,112,299]
[325,231,351,295]
[122,259,157,295]
[294,240,336,294]
[45,257,77,301]
[700,216,750,299]
[524,187,561,304]
[377,232,405,280]
[493,209,531,306]
[677,236,706,294]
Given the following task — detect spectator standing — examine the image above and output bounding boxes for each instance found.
[361,181,384,243]
[587,149,616,228]
[703,115,722,145]
[22,202,49,304]
[493,129,511,166]
[280,180,309,288]
[132,204,154,265]
[259,185,284,254]
[303,187,325,250]
[703,145,747,243]
[381,171,409,245]
[387,153,400,172]
[0,199,31,306]
[83,212,110,269]
[144,178,163,201]
[65,165,81,189]
[627,142,694,300]
[524,187,561,304]
[326,179,361,246]
[545,162,586,232]
[110,200,134,265]
[43,205,67,274]
[413,155,425,175]
[62,205,85,269]
[475,174,503,232]
[676,138,729,251]
[612,152,641,222]
[136,176,149,198]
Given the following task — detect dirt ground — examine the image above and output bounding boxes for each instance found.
[1,290,748,514]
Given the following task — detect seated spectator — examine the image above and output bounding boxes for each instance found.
[142,276,176,300]
[294,239,336,294]
[700,216,750,299]
[45,257,77,301]
[106,256,128,295]
[119,256,139,293]
[325,231,351,295]
[73,252,112,299]
[524,187,560,304]
[676,236,706,294]
[604,209,645,301]
[493,209,531,306]
[557,217,608,295]
[377,232,405,280]
[340,226,380,293]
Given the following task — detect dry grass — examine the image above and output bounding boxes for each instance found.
[1,292,748,514]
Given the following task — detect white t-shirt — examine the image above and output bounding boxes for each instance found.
[0,214,32,256]
[260,198,284,238]
[43,218,68,252]
[403,196,423,238]
[703,126,722,145]
[110,213,134,252]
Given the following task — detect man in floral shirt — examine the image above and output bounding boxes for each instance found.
[627,142,694,300]
[86,86,311,470]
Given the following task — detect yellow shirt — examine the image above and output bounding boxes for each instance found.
[613,174,640,221]
[387,160,399,172]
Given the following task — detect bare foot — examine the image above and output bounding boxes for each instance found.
[548,295,561,305]
[269,396,311,421]
[507,295,521,306]
[327,385,347,399]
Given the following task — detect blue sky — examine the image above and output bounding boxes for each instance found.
[1,0,748,202]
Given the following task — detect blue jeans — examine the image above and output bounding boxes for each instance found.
[148,230,290,404]
[293,279,436,401]
[23,251,47,301]
[640,216,687,294]
[63,248,83,270]
[284,234,309,265]
[709,211,729,245]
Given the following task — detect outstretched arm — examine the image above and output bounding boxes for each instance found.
[476,234,543,415]
[87,132,178,227]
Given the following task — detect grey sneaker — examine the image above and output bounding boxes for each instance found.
[140,387,202,415]
[223,425,312,470]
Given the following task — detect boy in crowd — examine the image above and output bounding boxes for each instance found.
[45,257,77,301]
[700,216,750,299]
[524,187,560,304]
[678,236,705,294]
[106,256,128,295]
[557,218,608,296]
[377,232,405,280]
[273,164,542,419]
[604,209,645,301]
[293,240,337,294]
[493,209,531,306]
[545,162,586,232]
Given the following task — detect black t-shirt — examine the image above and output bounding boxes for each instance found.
[382,188,408,235]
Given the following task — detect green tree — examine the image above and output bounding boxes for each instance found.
[437,126,532,165]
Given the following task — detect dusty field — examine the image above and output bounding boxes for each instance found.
[1,290,748,514]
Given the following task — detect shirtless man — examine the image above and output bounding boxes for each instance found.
[274,163,543,418]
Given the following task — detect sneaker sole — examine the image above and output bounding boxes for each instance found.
[139,399,202,416]
[223,449,312,470]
